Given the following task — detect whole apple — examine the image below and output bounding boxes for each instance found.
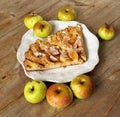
[98,23,115,40]
[58,6,76,21]
[70,75,94,99]
[33,20,52,38]
[24,13,43,29]
[46,83,73,108]
[24,80,47,104]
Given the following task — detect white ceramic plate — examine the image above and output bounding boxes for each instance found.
[17,20,99,83]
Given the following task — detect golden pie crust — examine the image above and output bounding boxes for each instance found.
[24,24,87,71]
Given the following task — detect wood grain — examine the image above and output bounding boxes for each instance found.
[0,0,120,117]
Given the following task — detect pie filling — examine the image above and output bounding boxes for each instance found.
[24,24,87,71]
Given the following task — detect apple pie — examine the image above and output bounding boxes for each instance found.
[24,24,87,71]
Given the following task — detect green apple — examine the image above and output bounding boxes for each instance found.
[70,75,94,99]
[46,83,73,108]
[33,20,52,38]
[24,13,43,29]
[58,6,76,21]
[98,23,115,40]
[24,80,47,104]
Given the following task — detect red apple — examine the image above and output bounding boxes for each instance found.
[98,23,115,40]
[70,75,95,99]
[46,83,73,108]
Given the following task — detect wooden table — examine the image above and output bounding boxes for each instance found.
[0,0,120,117]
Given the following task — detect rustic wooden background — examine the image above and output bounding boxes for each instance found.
[0,0,120,117]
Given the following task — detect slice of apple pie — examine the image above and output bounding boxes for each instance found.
[24,24,87,71]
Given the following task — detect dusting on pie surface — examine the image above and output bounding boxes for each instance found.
[24,24,87,71]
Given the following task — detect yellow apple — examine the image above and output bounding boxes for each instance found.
[24,80,47,104]
[58,6,76,21]
[33,20,52,38]
[24,13,43,29]
[98,23,115,40]
[70,75,95,99]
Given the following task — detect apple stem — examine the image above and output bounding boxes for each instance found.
[80,81,85,85]
[31,86,34,91]
[105,23,110,29]
[32,12,37,16]
[65,9,69,13]
[41,25,45,28]
[55,90,61,94]
[40,25,45,31]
